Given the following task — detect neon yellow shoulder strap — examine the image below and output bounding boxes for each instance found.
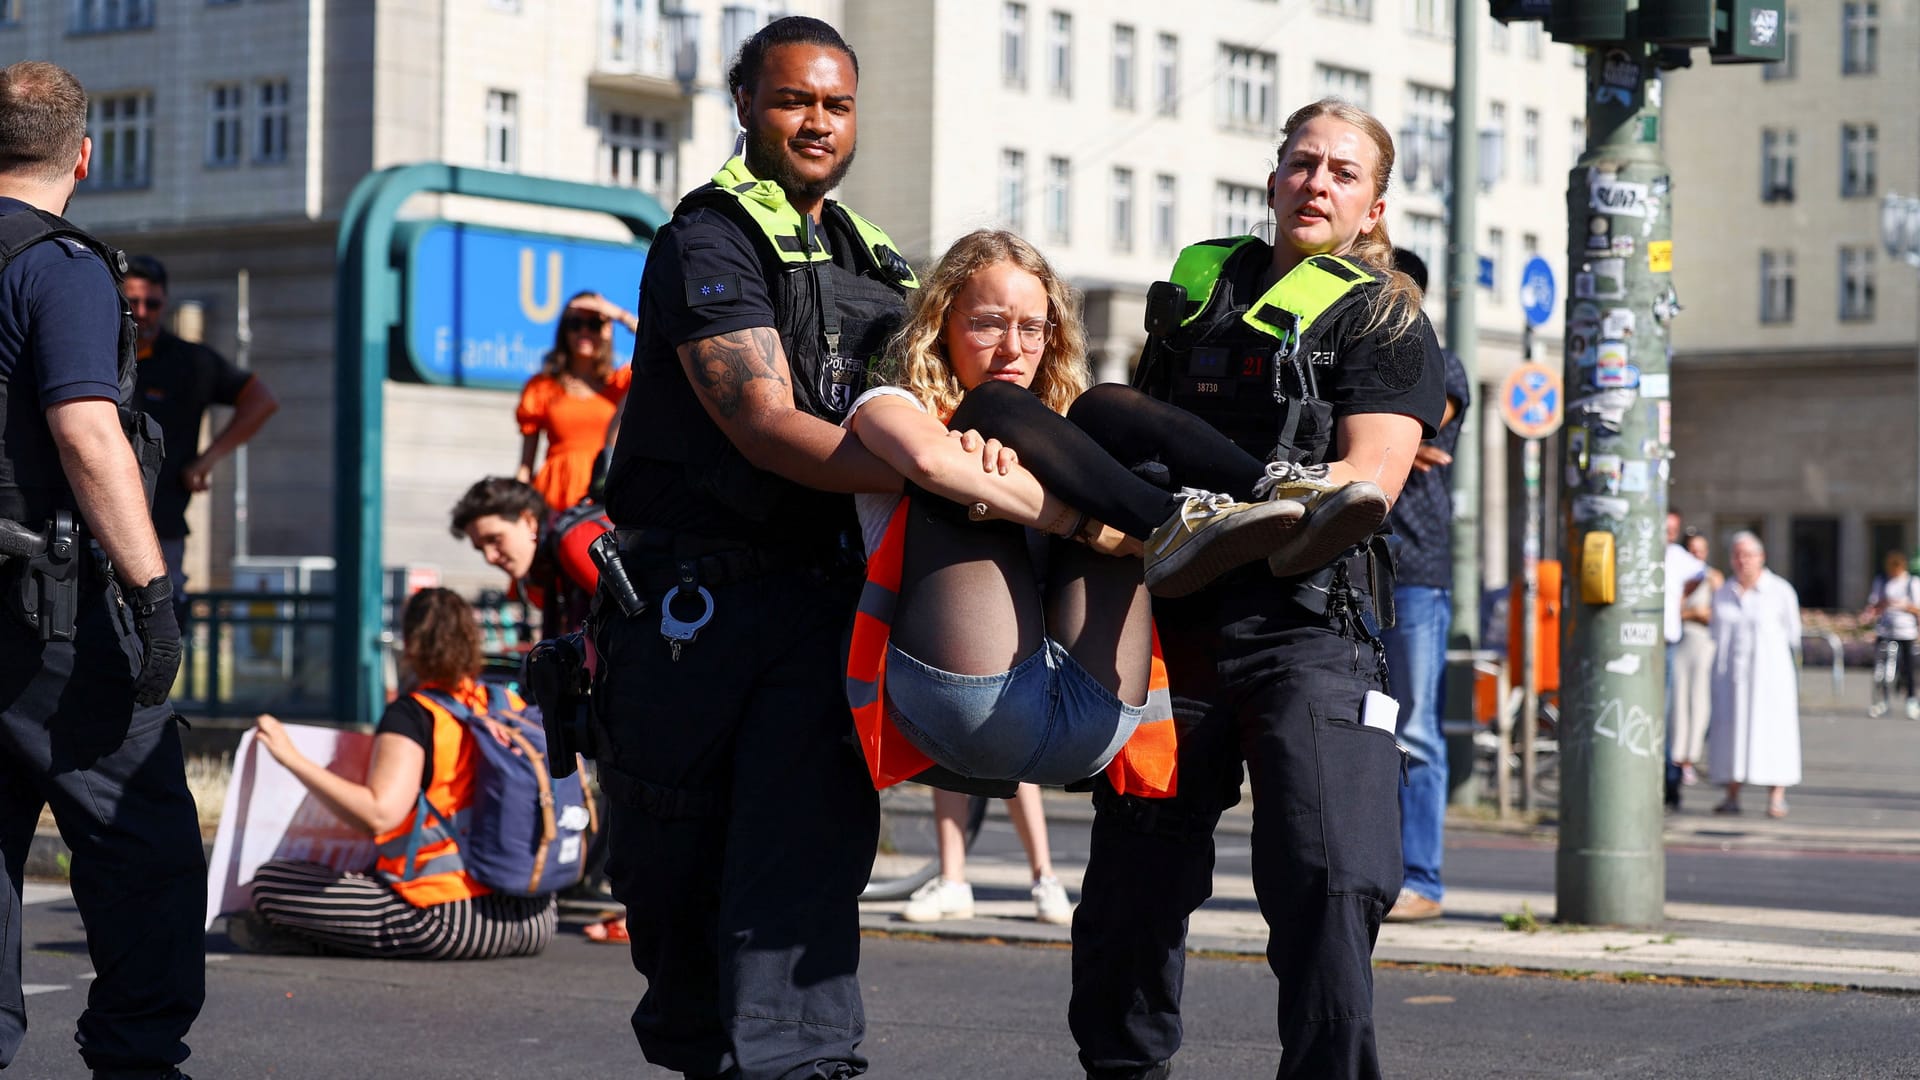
[1242,254,1379,343]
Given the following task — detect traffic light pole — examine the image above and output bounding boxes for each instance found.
[1446,0,1482,656]
[1555,43,1673,927]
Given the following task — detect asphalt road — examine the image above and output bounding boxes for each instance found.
[10,891,1920,1080]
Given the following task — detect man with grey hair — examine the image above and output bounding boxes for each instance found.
[1707,531,1802,819]
[0,60,203,1080]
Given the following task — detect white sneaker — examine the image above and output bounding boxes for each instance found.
[1031,876,1072,925]
[1907,699,1920,721]
[1868,701,1890,718]
[901,878,974,922]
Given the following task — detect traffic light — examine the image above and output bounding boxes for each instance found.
[1710,0,1787,63]
[1490,0,1551,22]
[1549,0,1626,43]
[1636,0,1715,45]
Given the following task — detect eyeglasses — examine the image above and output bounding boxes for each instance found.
[959,312,1054,351]
[562,315,608,332]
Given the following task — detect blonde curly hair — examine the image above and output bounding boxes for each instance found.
[1277,98,1424,345]
[874,230,1090,419]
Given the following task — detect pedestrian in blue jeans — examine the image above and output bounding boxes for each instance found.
[1379,249,1470,923]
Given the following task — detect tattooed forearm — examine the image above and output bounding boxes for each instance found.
[685,328,788,419]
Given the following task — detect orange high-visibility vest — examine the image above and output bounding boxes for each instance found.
[372,679,513,907]
[845,499,1179,798]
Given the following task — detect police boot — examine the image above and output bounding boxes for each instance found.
[1253,461,1388,580]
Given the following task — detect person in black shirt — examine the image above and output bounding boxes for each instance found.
[1377,248,1471,926]
[594,18,931,1079]
[1069,99,1446,1080]
[0,61,200,1080]
[124,254,278,618]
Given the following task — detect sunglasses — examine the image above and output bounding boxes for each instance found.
[562,314,608,332]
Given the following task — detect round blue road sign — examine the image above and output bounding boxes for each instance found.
[1520,255,1556,328]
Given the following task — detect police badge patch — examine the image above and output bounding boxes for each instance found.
[1375,329,1428,390]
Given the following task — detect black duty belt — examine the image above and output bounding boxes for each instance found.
[614,527,823,594]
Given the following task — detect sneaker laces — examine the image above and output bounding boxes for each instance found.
[1154,489,1237,556]
[1252,460,1330,501]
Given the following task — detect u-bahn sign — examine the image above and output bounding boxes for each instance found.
[401,221,644,390]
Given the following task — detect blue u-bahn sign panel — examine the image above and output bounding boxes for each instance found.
[401,221,645,390]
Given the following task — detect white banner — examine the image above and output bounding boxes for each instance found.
[203,725,378,930]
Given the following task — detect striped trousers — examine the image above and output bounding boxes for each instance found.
[249,859,556,960]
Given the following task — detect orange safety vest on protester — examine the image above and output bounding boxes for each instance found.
[846,500,1180,798]
[372,679,514,906]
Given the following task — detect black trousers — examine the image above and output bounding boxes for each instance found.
[1069,572,1404,1080]
[0,574,206,1078]
[596,567,880,1080]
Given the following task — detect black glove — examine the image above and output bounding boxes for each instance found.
[127,575,181,707]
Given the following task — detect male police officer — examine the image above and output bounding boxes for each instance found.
[595,18,917,1080]
[0,62,203,1080]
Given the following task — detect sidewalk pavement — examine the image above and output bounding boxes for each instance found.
[861,693,1920,993]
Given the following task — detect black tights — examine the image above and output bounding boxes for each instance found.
[942,381,1268,539]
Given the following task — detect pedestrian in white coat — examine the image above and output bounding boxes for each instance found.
[1708,532,1802,818]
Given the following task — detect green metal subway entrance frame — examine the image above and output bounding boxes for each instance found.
[332,164,669,727]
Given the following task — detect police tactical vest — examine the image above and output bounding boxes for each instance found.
[1137,237,1381,467]
[0,208,160,525]
[625,157,914,544]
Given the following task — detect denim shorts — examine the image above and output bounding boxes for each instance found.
[883,638,1146,786]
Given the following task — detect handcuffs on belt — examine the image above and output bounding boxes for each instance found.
[588,531,714,662]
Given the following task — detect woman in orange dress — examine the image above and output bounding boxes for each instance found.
[515,290,639,510]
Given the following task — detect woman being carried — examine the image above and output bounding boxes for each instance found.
[846,230,1373,787]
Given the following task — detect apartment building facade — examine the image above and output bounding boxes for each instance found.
[842,0,1589,591]
[1664,1,1919,608]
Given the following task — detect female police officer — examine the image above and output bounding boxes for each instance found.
[1068,99,1446,1080]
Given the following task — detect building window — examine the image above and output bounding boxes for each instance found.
[1763,9,1798,80]
[1525,20,1544,59]
[1760,249,1795,324]
[254,80,291,164]
[1841,123,1877,197]
[1405,83,1452,194]
[1839,246,1876,321]
[1000,149,1027,232]
[1522,108,1540,184]
[1002,3,1028,89]
[1761,128,1795,201]
[1487,101,1507,184]
[1407,0,1452,38]
[1569,115,1587,167]
[206,84,243,168]
[1219,46,1276,132]
[1152,173,1177,255]
[1154,33,1178,116]
[70,0,152,32]
[1405,212,1445,299]
[1047,10,1073,97]
[1111,167,1134,252]
[1044,156,1071,243]
[602,110,676,198]
[1487,227,1505,301]
[1112,24,1136,110]
[603,0,654,70]
[85,91,152,189]
[1841,2,1877,75]
[1488,14,1510,52]
[1314,64,1371,109]
[0,0,20,24]
[1318,0,1372,19]
[1215,181,1265,239]
[1789,517,1840,609]
[485,89,518,171]
[721,5,759,65]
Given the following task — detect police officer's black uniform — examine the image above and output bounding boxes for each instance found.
[595,157,913,1079]
[1068,238,1445,1080]
[0,202,204,1078]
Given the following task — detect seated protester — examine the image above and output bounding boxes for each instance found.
[236,589,558,959]
[846,229,1321,786]
[449,476,607,636]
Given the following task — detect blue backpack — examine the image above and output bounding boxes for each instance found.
[414,686,597,897]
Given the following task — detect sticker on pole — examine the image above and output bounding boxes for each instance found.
[1499,363,1563,439]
